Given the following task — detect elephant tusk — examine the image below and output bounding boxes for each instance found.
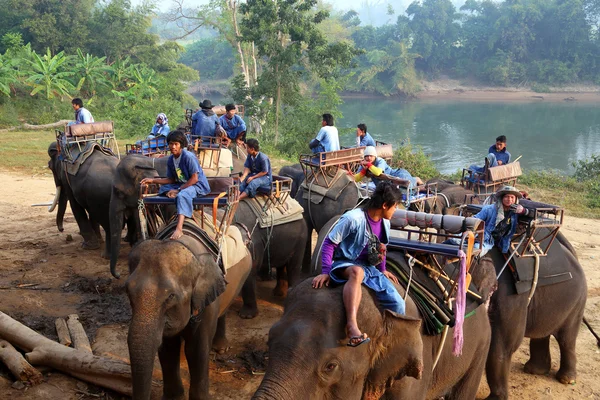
[48,186,61,212]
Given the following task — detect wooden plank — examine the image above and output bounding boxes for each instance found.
[55,318,72,347]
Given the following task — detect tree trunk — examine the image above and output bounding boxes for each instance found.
[66,314,92,353]
[54,318,71,346]
[275,65,281,145]
[22,120,71,130]
[0,311,145,396]
[0,340,43,384]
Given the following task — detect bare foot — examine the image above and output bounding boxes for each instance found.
[347,324,368,346]
[170,228,183,240]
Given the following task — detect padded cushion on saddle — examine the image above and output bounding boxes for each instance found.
[375,144,393,159]
[301,169,355,204]
[67,121,114,136]
[64,142,116,176]
[208,177,234,195]
[391,209,481,234]
[143,195,229,206]
[244,196,304,228]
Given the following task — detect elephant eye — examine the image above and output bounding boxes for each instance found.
[166,293,176,302]
[324,362,338,373]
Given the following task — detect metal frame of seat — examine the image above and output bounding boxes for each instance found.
[125,136,169,156]
[256,175,293,212]
[56,121,120,160]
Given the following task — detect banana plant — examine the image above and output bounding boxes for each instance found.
[24,48,74,99]
[0,54,17,97]
[73,48,111,97]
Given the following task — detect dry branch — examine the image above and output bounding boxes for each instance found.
[21,120,71,130]
[66,314,91,353]
[0,340,43,384]
[0,311,137,396]
[54,318,71,347]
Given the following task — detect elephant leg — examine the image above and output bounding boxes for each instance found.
[240,267,259,319]
[212,315,228,354]
[91,219,103,243]
[524,337,551,375]
[186,306,219,400]
[158,335,185,400]
[273,266,288,297]
[449,343,488,400]
[69,199,100,249]
[485,293,528,400]
[555,320,579,384]
[300,224,314,277]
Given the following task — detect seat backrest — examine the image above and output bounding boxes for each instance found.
[207,176,234,194]
[375,144,393,160]
[67,121,114,137]
[488,161,522,182]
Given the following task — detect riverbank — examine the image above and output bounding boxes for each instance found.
[417,78,600,103]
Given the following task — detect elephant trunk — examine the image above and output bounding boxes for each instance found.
[109,196,125,279]
[128,313,163,400]
[252,376,296,400]
[55,187,68,232]
[253,364,309,400]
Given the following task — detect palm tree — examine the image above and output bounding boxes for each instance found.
[24,48,75,99]
[73,48,111,97]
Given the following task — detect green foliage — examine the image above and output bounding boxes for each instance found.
[24,48,74,99]
[573,154,600,181]
[531,82,550,93]
[179,38,235,80]
[73,49,111,97]
[391,140,439,181]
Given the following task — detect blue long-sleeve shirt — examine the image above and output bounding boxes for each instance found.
[191,110,219,137]
[219,114,246,140]
[474,204,519,253]
[488,145,511,165]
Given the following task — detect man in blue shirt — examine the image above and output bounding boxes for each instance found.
[239,138,272,200]
[309,113,340,153]
[140,130,210,240]
[191,99,220,140]
[219,104,246,146]
[71,98,94,124]
[470,135,512,173]
[356,123,376,147]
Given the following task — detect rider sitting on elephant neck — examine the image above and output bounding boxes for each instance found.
[312,181,405,347]
[239,138,272,201]
[474,185,529,257]
[140,130,210,240]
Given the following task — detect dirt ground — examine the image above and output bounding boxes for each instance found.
[0,171,599,400]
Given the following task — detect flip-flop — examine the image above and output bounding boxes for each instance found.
[347,336,370,347]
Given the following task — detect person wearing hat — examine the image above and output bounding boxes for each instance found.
[140,130,210,240]
[474,185,530,256]
[191,99,220,140]
[354,146,423,188]
[219,103,246,146]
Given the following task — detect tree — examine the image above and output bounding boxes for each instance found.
[240,0,357,143]
[406,0,460,74]
[24,48,74,99]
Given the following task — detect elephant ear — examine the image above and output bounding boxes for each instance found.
[364,310,423,398]
[190,254,227,320]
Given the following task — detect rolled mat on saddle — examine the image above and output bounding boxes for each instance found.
[391,209,480,233]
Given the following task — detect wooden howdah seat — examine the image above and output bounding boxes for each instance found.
[57,121,119,159]
[255,175,293,212]
[300,147,364,188]
[139,177,240,240]
[461,159,522,194]
[126,136,169,156]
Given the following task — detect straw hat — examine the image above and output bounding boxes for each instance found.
[364,146,377,157]
[496,185,523,199]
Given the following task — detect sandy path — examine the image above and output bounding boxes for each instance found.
[0,171,598,399]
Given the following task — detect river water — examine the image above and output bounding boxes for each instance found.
[337,98,600,175]
[203,94,600,175]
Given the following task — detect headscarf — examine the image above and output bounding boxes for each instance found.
[156,113,168,126]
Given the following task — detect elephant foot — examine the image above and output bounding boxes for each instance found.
[556,369,576,385]
[272,280,288,297]
[524,359,551,376]
[239,305,259,319]
[100,250,110,260]
[212,336,229,355]
[81,241,100,250]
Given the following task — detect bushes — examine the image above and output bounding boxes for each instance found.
[392,140,439,181]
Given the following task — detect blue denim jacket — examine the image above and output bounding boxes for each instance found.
[474,204,519,253]
[327,208,390,262]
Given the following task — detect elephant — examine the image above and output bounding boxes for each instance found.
[254,214,498,399]
[109,155,169,278]
[232,199,308,319]
[484,230,587,400]
[126,232,253,400]
[48,142,119,258]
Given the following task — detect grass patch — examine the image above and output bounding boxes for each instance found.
[0,130,56,175]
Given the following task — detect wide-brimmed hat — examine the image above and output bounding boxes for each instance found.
[496,185,522,199]
[200,99,213,109]
[364,146,377,157]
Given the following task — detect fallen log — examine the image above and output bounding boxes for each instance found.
[54,318,71,347]
[0,311,141,396]
[66,314,91,353]
[0,340,43,384]
[21,120,71,130]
